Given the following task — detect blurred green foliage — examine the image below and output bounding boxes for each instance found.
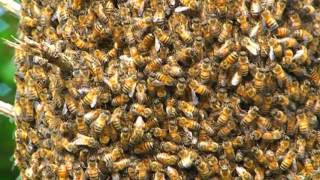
[0,7,20,180]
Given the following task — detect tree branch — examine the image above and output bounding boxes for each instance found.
[0,100,15,120]
[0,0,20,17]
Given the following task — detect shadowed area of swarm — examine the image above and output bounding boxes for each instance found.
[11,0,320,179]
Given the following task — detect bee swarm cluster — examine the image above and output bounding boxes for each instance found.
[13,0,320,179]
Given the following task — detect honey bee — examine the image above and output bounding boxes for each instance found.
[195,158,212,179]
[241,106,259,126]
[271,63,288,87]
[236,166,252,180]
[64,94,78,114]
[188,79,211,96]
[265,150,279,171]
[220,164,232,180]
[250,0,261,17]
[280,149,296,171]
[111,94,130,107]
[256,116,272,130]
[129,116,145,146]
[197,141,220,153]
[93,3,107,23]
[122,75,138,97]
[112,158,131,172]
[151,72,176,86]
[154,27,171,46]
[177,101,198,118]
[73,163,85,180]
[238,15,250,35]
[130,103,153,118]
[103,147,124,167]
[166,166,182,180]
[76,115,89,135]
[91,112,110,135]
[274,0,287,21]
[156,153,179,166]
[252,147,268,166]
[71,33,95,49]
[222,141,235,161]
[152,127,168,140]
[296,137,306,159]
[160,141,181,153]
[261,10,278,31]
[217,120,236,137]
[276,27,290,38]
[21,16,38,28]
[138,33,155,52]
[218,21,233,43]
[262,130,283,141]
[176,25,193,44]
[120,127,130,148]
[175,78,187,98]
[220,51,238,70]
[217,106,233,126]
[294,29,313,43]
[82,87,102,108]
[242,37,260,56]
[288,11,302,30]
[296,111,310,135]
[303,4,315,16]
[134,141,154,154]
[177,117,200,131]
[178,149,198,169]
[271,108,288,125]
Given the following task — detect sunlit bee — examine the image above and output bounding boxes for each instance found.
[188,79,211,96]
[82,87,101,108]
[177,101,198,118]
[130,103,153,118]
[73,163,85,180]
[151,72,176,86]
[280,149,296,171]
[274,0,287,21]
[177,117,200,131]
[294,29,313,43]
[288,11,302,30]
[64,94,78,114]
[122,75,138,97]
[144,58,164,75]
[271,64,288,85]
[91,112,110,135]
[250,0,261,17]
[21,16,38,28]
[112,158,131,172]
[238,15,250,34]
[276,27,290,38]
[303,4,315,16]
[208,17,222,38]
[252,147,268,166]
[156,153,179,166]
[76,115,89,135]
[161,141,181,153]
[296,111,310,135]
[218,21,233,43]
[133,141,154,154]
[217,120,236,137]
[176,25,193,44]
[197,141,220,153]
[261,10,278,31]
[129,116,145,146]
[217,106,232,126]
[256,116,272,130]
[220,51,238,70]
[220,164,232,180]
[138,33,155,52]
[265,150,279,172]
[222,141,235,161]
[241,106,259,126]
[111,94,130,107]
[195,158,212,179]
[262,130,283,141]
[271,108,288,125]
[166,166,182,180]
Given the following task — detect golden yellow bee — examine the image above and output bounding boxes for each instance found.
[217,120,236,137]
[217,106,233,126]
[76,115,89,135]
[64,94,78,114]
[218,21,233,43]
[271,63,288,86]
[195,158,212,179]
[177,100,198,118]
[156,153,179,166]
[220,51,238,70]
[241,106,259,126]
[276,26,290,38]
[133,141,154,154]
[280,149,296,171]
[91,112,110,135]
[274,0,287,20]
[222,141,235,161]
[111,94,130,107]
[238,15,250,35]
[188,79,211,96]
[296,111,310,135]
[130,103,153,118]
[256,116,272,130]
[73,163,85,180]
[82,87,101,108]
[160,141,180,153]
[271,108,288,125]
[252,146,268,166]
[261,10,278,31]
[138,33,154,52]
[288,11,302,30]
[177,117,200,131]
[294,29,313,43]
[220,164,232,180]
[197,141,220,153]
[262,130,283,141]
[129,116,145,146]
[166,166,182,180]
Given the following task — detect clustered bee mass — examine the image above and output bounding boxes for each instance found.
[10,0,320,179]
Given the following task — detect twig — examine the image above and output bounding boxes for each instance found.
[0,100,15,120]
[0,0,21,17]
